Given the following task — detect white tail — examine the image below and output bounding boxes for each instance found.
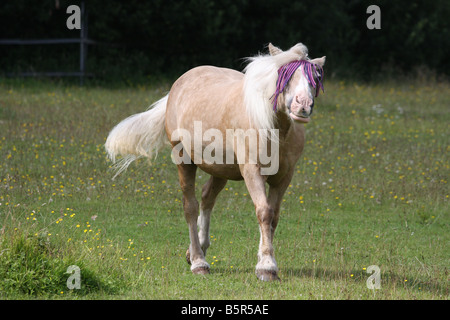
[105,95,169,178]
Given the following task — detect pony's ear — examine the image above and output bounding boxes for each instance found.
[310,56,326,67]
[268,43,283,56]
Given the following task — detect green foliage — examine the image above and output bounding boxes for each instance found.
[0,0,449,81]
[0,220,122,298]
[0,229,62,296]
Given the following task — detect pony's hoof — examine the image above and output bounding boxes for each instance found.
[185,249,191,265]
[256,269,281,282]
[192,267,210,275]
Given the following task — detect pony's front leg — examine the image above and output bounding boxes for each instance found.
[198,176,227,255]
[267,169,295,242]
[177,163,210,275]
[241,164,280,281]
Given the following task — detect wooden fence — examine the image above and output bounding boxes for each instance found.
[0,1,94,85]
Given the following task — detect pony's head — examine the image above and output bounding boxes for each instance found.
[270,43,325,123]
[243,43,326,130]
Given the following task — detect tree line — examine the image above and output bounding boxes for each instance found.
[1,0,448,81]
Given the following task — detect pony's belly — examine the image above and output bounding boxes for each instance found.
[197,163,243,181]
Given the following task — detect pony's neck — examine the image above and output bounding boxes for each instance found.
[274,111,293,140]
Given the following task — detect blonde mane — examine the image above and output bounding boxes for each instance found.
[243,43,309,133]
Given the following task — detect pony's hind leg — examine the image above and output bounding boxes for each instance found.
[177,163,210,274]
[198,176,227,256]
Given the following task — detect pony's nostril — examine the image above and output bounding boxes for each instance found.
[299,107,309,117]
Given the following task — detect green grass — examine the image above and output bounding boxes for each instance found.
[0,77,448,299]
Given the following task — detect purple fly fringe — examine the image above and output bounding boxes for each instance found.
[301,60,325,97]
[272,60,324,111]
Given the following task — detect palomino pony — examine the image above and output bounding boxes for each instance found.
[105,43,326,281]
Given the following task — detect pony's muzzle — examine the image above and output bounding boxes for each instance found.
[289,96,314,123]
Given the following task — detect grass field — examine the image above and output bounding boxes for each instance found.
[0,77,448,300]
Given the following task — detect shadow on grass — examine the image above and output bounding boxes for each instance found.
[211,266,446,295]
[283,267,447,295]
